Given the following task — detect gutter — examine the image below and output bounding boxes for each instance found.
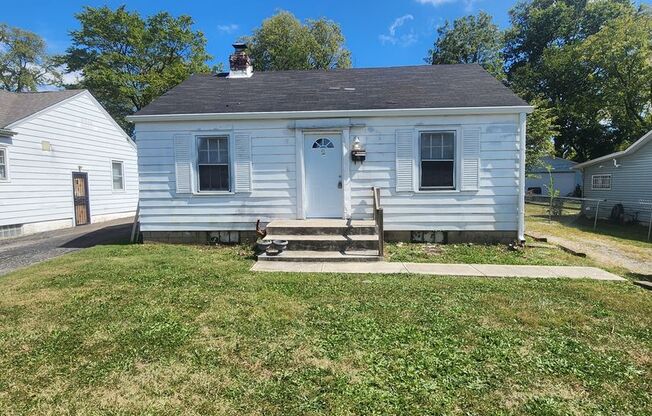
[126,105,534,123]
[518,112,527,244]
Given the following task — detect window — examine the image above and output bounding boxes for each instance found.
[420,131,455,189]
[592,174,611,190]
[198,136,230,192]
[0,148,7,181]
[112,161,124,191]
[312,138,334,148]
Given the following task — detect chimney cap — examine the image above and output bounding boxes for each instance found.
[232,42,247,51]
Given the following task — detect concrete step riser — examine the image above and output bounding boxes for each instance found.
[279,240,379,251]
[266,226,377,236]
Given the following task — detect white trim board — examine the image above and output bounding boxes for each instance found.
[127,106,534,123]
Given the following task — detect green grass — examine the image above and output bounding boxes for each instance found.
[527,202,652,249]
[385,239,595,266]
[1,244,650,415]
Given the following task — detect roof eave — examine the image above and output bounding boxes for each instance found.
[127,105,534,123]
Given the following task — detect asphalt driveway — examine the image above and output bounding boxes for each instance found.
[0,218,133,276]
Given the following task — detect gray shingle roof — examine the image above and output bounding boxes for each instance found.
[0,89,84,128]
[135,64,529,116]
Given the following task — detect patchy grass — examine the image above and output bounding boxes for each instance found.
[527,203,652,250]
[0,244,650,414]
[385,239,595,266]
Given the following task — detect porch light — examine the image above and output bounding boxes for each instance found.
[351,137,366,163]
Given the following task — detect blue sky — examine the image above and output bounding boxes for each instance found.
[4,0,518,69]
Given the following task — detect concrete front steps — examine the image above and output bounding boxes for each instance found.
[258,219,382,262]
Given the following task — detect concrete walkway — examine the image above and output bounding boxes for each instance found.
[252,261,625,281]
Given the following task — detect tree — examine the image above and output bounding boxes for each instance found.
[525,97,557,169]
[579,11,652,148]
[245,11,351,71]
[425,12,504,79]
[0,24,61,91]
[60,5,211,132]
[504,0,647,161]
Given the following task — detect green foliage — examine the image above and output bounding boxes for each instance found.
[0,244,650,413]
[0,24,61,91]
[426,12,504,79]
[525,97,558,169]
[59,5,211,132]
[505,0,651,161]
[244,11,351,71]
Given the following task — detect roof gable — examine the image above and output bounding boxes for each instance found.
[135,64,529,117]
[0,90,84,128]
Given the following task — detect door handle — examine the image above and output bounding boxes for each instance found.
[337,180,342,189]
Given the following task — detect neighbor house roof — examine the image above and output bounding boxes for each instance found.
[573,130,652,170]
[0,89,84,129]
[133,64,530,118]
[528,156,578,173]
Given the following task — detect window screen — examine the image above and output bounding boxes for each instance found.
[420,131,455,189]
[112,161,124,190]
[198,137,230,191]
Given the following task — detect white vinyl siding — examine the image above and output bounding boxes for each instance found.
[420,131,455,190]
[197,136,230,192]
[0,92,138,232]
[591,174,611,190]
[112,160,124,191]
[582,139,652,223]
[135,113,520,233]
[0,148,7,181]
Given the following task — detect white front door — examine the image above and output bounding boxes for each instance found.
[304,133,343,218]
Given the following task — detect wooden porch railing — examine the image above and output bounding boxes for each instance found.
[372,187,384,258]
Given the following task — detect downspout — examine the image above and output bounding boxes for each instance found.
[518,112,527,244]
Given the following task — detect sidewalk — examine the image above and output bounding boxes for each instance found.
[252,261,625,281]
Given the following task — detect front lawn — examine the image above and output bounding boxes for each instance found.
[385,239,595,266]
[0,244,650,415]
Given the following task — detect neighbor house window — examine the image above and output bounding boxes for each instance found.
[420,131,455,189]
[198,136,230,192]
[0,148,7,181]
[592,174,611,190]
[112,161,124,191]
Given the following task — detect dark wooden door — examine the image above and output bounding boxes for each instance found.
[72,172,90,226]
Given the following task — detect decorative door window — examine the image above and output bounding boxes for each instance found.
[312,138,334,157]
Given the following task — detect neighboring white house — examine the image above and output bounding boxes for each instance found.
[574,130,652,224]
[526,156,582,196]
[127,44,532,245]
[0,89,138,239]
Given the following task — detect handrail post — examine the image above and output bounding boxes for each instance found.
[594,200,600,230]
[372,187,384,258]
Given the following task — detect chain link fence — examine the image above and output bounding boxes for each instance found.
[525,195,652,242]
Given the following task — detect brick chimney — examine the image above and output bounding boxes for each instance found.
[228,42,253,78]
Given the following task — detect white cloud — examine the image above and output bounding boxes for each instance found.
[379,14,418,47]
[415,0,456,6]
[61,70,83,85]
[217,24,239,34]
[416,0,478,11]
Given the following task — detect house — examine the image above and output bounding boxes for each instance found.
[127,44,532,253]
[0,90,138,239]
[526,156,582,196]
[573,130,652,224]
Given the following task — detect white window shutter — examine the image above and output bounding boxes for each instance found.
[173,134,192,194]
[396,129,415,192]
[461,128,480,191]
[234,133,252,193]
